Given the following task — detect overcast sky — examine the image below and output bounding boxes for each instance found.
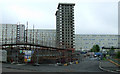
[0,0,119,34]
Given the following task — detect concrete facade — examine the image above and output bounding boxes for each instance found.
[55,3,75,49]
[75,34,118,51]
[0,24,118,51]
[0,24,2,45]
[0,24,25,45]
[26,29,56,47]
[17,25,25,43]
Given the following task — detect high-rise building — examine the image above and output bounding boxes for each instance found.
[118,2,120,48]
[55,3,75,49]
[17,25,25,43]
[0,23,119,51]
[0,24,25,45]
[0,24,2,46]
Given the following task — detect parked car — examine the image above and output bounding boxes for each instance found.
[33,63,40,66]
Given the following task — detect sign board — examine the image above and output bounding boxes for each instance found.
[24,50,34,62]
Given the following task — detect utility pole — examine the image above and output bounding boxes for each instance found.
[5,24,7,44]
[30,32,31,43]
[2,25,4,49]
[33,24,34,44]
[11,26,13,44]
[36,30,38,44]
[25,21,28,64]
[42,32,43,46]
[26,21,28,43]
[11,25,13,63]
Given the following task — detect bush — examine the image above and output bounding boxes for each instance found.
[116,51,120,58]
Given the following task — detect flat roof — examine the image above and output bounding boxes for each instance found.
[57,3,75,9]
[59,3,75,5]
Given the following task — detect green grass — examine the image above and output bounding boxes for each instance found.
[103,57,107,60]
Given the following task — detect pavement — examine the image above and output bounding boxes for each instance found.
[99,60,120,73]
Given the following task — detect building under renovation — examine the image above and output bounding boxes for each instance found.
[0,3,77,64]
[0,23,76,64]
[2,43,75,64]
[55,3,75,49]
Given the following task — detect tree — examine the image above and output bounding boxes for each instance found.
[111,46,114,51]
[96,45,100,52]
[109,46,115,56]
[90,48,93,52]
[91,45,100,52]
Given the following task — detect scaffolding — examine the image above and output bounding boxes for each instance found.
[2,43,74,64]
[1,23,76,64]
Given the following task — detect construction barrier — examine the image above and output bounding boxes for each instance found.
[75,61,78,64]
[72,62,74,64]
[64,63,68,66]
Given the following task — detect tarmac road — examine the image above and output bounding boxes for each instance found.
[2,57,103,72]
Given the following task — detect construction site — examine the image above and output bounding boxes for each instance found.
[0,23,79,65]
[1,43,78,64]
[1,24,78,65]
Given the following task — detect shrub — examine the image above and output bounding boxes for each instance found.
[116,51,120,58]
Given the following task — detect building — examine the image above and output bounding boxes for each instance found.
[17,25,25,43]
[118,2,120,48]
[55,3,75,49]
[75,34,118,51]
[0,24,56,47]
[0,24,118,51]
[0,24,25,45]
[26,29,118,50]
[0,24,2,45]
[26,29,56,47]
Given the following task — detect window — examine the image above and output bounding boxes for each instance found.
[108,43,113,44]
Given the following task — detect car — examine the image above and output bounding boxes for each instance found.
[94,55,97,57]
[56,63,63,66]
[90,57,100,60]
[33,63,40,66]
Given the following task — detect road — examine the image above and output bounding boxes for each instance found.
[2,56,103,72]
[2,68,35,72]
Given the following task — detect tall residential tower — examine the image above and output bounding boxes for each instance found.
[0,24,25,45]
[55,3,75,49]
